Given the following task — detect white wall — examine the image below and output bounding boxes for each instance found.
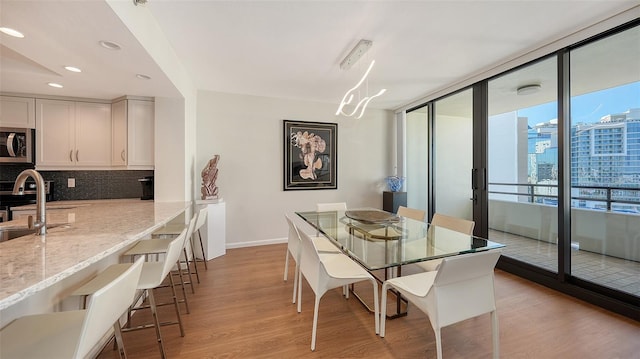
[197,91,395,247]
[108,0,197,203]
[154,97,187,202]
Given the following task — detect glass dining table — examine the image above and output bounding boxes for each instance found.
[296,208,505,317]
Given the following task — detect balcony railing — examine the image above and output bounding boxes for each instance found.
[488,182,640,213]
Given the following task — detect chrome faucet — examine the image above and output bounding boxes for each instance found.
[13,169,47,235]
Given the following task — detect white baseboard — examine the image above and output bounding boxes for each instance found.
[226,237,287,249]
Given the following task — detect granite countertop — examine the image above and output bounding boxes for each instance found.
[0,199,190,310]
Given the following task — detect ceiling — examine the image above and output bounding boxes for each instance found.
[0,1,637,111]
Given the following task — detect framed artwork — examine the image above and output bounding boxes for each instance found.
[283,120,337,190]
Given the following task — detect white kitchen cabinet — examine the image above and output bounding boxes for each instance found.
[0,96,36,128]
[111,98,154,169]
[36,99,112,169]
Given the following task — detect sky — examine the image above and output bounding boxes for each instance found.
[519,81,640,127]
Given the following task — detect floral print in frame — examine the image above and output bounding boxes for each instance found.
[283,120,337,190]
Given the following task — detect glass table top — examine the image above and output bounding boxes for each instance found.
[296,209,504,271]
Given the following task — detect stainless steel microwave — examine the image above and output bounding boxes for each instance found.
[0,127,34,164]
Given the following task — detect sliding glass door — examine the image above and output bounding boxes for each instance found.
[405,106,429,212]
[569,26,640,297]
[487,57,559,272]
[400,20,638,318]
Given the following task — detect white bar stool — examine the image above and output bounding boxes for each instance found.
[73,227,192,359]
[0,257,144,359]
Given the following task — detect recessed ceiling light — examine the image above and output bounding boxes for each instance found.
[0,27,24,38]
[517,84,541,95]
[99,40,121,50]
[64,66,82,73]
[48,82,63,88]
[136,74,151,80]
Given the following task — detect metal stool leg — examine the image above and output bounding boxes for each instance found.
[168,273,185,337]
[113,322,127,359]
[174,258,190,313]
[197,228,208,270]
[188,235,201,283]
[147,289,167,359]
[181,248,196,294]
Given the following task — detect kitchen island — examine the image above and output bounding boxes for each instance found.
[0,199,189,325]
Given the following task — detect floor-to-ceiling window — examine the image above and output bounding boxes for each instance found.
[400,21,639,318]
[487,57,559,272]
[569,26,640,297]
[433,89,474,220]
[405,106,429,212]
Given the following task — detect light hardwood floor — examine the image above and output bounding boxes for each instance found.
[98,244,639,358]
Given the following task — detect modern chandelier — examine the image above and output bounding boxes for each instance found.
[335,39,386,119]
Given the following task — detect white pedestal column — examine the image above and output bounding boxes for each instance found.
[196,200,226,260]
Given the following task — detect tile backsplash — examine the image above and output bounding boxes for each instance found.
[0,164,153,201]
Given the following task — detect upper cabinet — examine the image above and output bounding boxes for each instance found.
[0,96,36,128]
[112,98,154,169]
[36,99,112,169]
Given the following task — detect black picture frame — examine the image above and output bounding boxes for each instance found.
[283,120,337,190]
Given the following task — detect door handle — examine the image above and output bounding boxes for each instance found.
[69,150,73,162]
[121,149,125,161]
[76,150,79,162]
[7,133,16,157]
[471,169,478,190]
[471,168,487,190]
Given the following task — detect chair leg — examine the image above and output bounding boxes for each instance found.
[147,289,167,359]
[168,272,186,337]
[491,310,499,359]
[371,279,380,335]
[197,229,208,270]
[380,282,389,337]
[434,327,443,359]
[297,273,303,313]
[311,295,321,351]
[113,322,127,359]
[292,262,298,304]
[284,250,290,281]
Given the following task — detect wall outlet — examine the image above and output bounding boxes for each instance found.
[67,178,75,188]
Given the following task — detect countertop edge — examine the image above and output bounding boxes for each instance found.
[0,200,190,310]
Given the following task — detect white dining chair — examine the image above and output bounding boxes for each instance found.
[284,215,341,304]
[313,203,347,253]
[315,202,351,297]
[297,229,379,351]
[0,256,144,359]
[284,214,303,304]
[366,205,425,239]
[397,206,426,221]
[316,202,347,212]
[416,213,475,272]
[381,250,502,359]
